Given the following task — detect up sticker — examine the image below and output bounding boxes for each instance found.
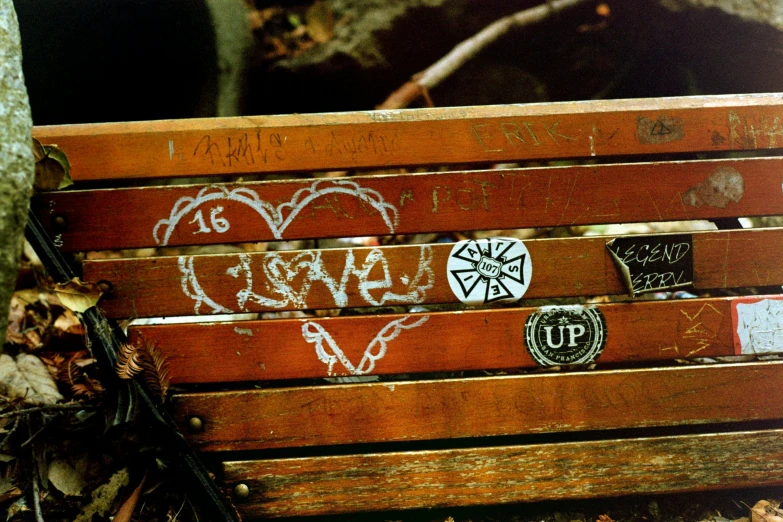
[446,237,532,305]
[524,305,607,366]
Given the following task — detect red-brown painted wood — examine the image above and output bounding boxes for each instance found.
[88,227,783,318]
[34,157,783,252]
[223,428,783,517]
[33,94,783,181]
[172,361,783,451]
[132,296,742,384]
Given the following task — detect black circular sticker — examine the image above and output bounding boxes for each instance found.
[524,306,607,366]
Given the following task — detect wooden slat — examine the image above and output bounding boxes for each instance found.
[223,428,783,517]
[172,361,783,451]
[89,227,783,318]
[35,157,783,252]
[33,94,783,181]
[132,296,742,384]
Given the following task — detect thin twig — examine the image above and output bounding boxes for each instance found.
[0,402,96,420]
[27,416,44,522]
[378,0,591,109]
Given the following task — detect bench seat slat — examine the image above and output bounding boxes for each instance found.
[172,361,783,451]
[36,157,783,251]
[32,94,783,181]
[132,296,748,384]
[90,227,783,318]
[223,428,783,517]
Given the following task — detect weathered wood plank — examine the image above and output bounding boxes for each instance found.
[89,227,783,318]
[223,428,783,517]
[172,361,783,451]
[131,296,742,383]
[32,94,783,181]
[34,157,783,251]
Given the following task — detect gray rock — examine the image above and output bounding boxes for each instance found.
[659,0,783,31]
[0,0,33,344]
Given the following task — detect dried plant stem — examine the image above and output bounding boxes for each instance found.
[0,402,95,420]
[378,0,591,109]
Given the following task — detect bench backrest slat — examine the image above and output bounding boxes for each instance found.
[32,94,783,181]
[131,295,761,384]
[89,227,783,318]
[224,428,783,517]
[36,156,782,252]
[173,361,783,451]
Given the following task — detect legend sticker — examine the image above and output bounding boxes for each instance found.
[524,305,607,366]
[446,237,532,305]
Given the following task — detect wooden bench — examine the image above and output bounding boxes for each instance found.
[30,94,783,518]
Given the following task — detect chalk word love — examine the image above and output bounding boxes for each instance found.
[153,179,399,246]
[446,237,532,305]
[302,315,430,376]
[178,246,434,314]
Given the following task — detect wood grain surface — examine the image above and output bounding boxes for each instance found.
[223,428,783,517]
[130,295,750,384]
[32,94,783,181]
[89,227,783,318]
[171,361,783,451]
[34,157,783,251]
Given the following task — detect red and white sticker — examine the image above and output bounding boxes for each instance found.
[731,296,783,355]
[446,237,532,305]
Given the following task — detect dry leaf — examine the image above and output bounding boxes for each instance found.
[48,459,86,496]
[113,472,147,522]
[53,309,84,335]
[305,0,334,43]
[116,341,170,402]
[73,468,129,522]
[115,343,144,380]
[32,138,73,191]
[5,296,26,345]
[752,501,783,522]
[53,278,103,313]
[0,354,63,405]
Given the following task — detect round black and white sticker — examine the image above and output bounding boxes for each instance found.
[524,306,607,366]
[446,237,532,305]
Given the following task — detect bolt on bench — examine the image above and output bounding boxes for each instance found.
[31,94,783,518]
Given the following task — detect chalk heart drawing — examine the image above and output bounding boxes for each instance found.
[447,237,532,305]
[302,315,430,376]
[153,179,400,246]
[178,245,434,314]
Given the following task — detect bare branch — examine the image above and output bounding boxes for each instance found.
[378,0,591,110]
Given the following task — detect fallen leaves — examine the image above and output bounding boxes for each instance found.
[48,458,86,497]
[116,341,171,403]
[248,1,338,62]
[752,501,783,522]
[72,468,129,522]
[0,353,63,405]
[53,278,103,314]
[32,138,73,191]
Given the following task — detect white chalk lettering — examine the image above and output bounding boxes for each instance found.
[178,246,433,314]
[154,179,399,245]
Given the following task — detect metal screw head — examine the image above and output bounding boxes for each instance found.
[97,280,113,295]
[187,416,204,433]
[52,215,68,233]
[233,483,250,499]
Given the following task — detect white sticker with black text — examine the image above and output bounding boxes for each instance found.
[524,305,607,366]
[446,237,532,305]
